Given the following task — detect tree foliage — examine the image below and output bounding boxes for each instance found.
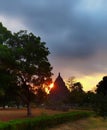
[0,24,52,116]
[66,76,75,91]
[0,22,12,44]
[68,82,85,106]
[93,76,107,117]
[96,76,107,95]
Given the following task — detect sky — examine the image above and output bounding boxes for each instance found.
[0,0,107,91]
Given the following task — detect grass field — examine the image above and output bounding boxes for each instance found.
[0,108,63,121]
[49,117,107,130]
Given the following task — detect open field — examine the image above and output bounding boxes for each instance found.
[49,117,107,130]
[0,108,63,122]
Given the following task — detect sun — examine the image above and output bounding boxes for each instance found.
[49,83,54,89]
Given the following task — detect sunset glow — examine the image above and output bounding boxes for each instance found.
[49,83,54,89]
[77,74,104,92]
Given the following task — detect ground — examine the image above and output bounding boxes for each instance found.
[49,117,107,130]
[0,108,62,121]
[0,108,107,129]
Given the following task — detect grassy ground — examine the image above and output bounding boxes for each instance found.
[0,108,63,121]
[1,108,107,129]
[49,117,107,130]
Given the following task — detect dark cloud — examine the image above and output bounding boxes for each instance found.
[0,0,107,76]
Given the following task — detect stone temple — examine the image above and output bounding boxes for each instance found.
[49,73,70,104]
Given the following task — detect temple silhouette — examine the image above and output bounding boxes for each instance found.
[49,73,70,104]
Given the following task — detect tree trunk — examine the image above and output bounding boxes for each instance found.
[27,102,32,117]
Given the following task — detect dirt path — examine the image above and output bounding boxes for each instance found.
[48,117,107,130]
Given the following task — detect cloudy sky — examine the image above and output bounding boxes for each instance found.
[0,0,107,91]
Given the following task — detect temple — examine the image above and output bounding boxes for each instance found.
[49,73,70,104]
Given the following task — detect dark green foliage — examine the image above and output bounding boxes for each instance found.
[0,23,52,115]
[6,30,52,116]
[96,76,107,95]
[92,94,107,117]
[0,111,92,130]
[0,22,12,44]
[83,91,96,107]
[93,76,107,117]
[69,82,85,106]
[0,69,17,107]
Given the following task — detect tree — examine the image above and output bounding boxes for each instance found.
[5,30,52,116]
[0,22,12,44]
[66,76,75,91]
[96,76,107,95]
[0,68,18,108]
[69,82,85,106]
[0,24,15,108]
[94,76,107,117]
[72,82,84,92]
[84,91,95,108]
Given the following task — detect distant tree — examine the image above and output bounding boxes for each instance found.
[72,82,83,92]
[66,76,75,91]
[84,91,95,108]
[69,82,85,106]
[5,30,52,116]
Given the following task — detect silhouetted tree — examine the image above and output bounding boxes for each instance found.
[94,76,107,117]
[69,82,85,106]
[96,76,107,95]
[72,82,83,92]
[84,91,95,108]
[66,76,75,91]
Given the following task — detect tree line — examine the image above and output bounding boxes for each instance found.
[66,76,107,118]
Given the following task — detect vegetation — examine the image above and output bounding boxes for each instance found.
[91,76,107,117]
[0,23,52,116]
[0,111,92,130]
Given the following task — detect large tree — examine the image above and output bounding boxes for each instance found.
[0,29,52,116]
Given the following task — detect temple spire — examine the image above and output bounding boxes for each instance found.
[58,72,60,77]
